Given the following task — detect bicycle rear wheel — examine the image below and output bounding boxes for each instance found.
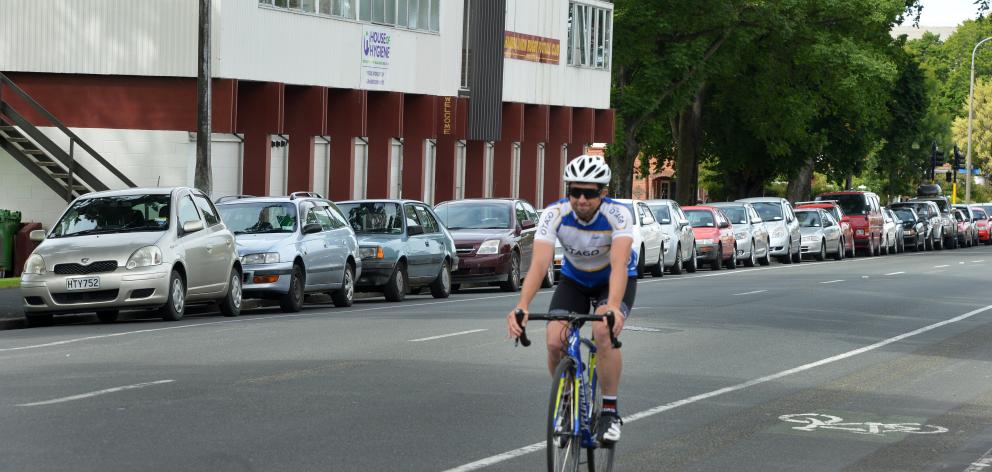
[548,358,581,472]
[586,363,615,472]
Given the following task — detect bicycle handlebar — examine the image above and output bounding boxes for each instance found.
[513,309,622,349]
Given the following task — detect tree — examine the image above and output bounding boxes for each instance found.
[952,78,992,174]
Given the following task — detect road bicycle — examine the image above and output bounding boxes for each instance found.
[514,309,622,472]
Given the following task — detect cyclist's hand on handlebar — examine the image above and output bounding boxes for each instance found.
[596,304,625,338]
[507,307,528,338]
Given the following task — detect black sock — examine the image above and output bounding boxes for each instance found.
[602,395,618,415]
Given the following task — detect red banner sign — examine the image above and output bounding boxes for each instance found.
[504,31,560,65]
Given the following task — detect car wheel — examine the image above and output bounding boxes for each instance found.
[649,245,664,277]
[925,233,934,251]
[711,245,722,271]
[218,267,242,317]
[430,259,452,299]
[331,263,355,308]
[540,262,555,288]
[725,245,737,269]
[833,239,844,260]
[500,252,522,292]
[792,239,802,263]
[782,238,794,264]
[96,310,119,323]
[686,245,698,273]
[636,246,646,279]
[670,244,684,275]
[760,239,772,266]
[815,240,826,261]
[25,313,54,327]
[744,240,757,267]
[384,262,408,302]
[159,269,186,322]
[279,265,305,313]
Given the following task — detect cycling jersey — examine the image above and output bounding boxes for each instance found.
[536,197,636,287]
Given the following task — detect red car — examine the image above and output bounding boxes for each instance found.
[971,206,991,245]
[815,191,884,256]
[683,206,737,270]
[796,201,856,258]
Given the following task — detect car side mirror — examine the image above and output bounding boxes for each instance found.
[719,221,730,229]
[752,218,763,224]
[303,223,323,235]
[840,216,850,223]
[407,225,425,236]
[29,230,46,242]
[182,220,204,234]
[521,220,536,230]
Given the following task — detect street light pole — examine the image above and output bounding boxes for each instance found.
[966,36,992,202]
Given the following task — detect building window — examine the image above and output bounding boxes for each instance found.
[261,0,437,32]
[567,2,612,69]
[460,0,472,90]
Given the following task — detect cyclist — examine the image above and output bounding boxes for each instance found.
[506,154,636,444]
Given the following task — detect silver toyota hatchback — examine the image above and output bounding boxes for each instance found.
[20,187,243,325]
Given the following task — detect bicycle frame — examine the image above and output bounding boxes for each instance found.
[554,323,600,449]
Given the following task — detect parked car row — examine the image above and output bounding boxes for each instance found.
[19,186,991,326]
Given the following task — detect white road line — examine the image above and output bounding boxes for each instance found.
[16,380,174,407]
[408,329,487,342]
[442,303,992,472]
[960,262,967,265]
[964,446,992,472]
[935,265,950,268]
[819,280,844,284]
[885,271,905,276]
[0,253,922,354]
[733,290,767,296]
[972,260,985,263]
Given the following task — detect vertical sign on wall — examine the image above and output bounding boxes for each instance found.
[360,25,392,90]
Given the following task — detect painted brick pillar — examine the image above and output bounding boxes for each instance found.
[434,97,468,203]
[521,104,549,206]
[327,89,367,201]
[236,82,285,196]
[543,106,572,206]
[492,102,524,198]
[464,140,487,198]
[568,107,595,162]
[401,94,438,201]
[365,91,404,199]
[285,85,327,193]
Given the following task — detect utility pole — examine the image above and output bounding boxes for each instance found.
[966,37,992,202]
[194,0,212,195]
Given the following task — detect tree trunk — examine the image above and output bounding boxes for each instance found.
[674,84,705,205]
[608,123,640,199]
[786,156,815,202]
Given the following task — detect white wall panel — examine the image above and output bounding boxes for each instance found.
[0,0,201,76]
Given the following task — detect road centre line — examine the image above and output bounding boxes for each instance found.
[733,290,767,296]
[820,280,844,284]
[408,329,487,342]
[443,303,992,472]
[0,252,941,354]
[885,271,905,276]
[972,260,985,263]
[16,380,174,407]
[935,265,950,268]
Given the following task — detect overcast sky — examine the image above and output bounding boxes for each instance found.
[917,0,979,26]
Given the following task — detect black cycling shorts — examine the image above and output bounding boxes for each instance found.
[548,275,637,319]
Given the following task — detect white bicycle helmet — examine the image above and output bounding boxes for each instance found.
[563,154,612,185]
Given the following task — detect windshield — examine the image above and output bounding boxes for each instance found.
[52,194,171,238]
[434,202,511,230]
[796,211,822,228]
[751,202,783,221]
[718,206,747,225]
[337,202,404,234]
[822,194,868,216]
[974,208,988,220]
[648,204,671,224]
[893,209,916,222]
[217,202,297,234]
[684,210,716,228]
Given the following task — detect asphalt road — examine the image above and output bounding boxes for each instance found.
[2,247,992,471]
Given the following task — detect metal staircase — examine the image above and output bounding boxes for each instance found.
[0,72,135,202]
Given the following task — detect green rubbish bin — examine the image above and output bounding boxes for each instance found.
[0,209,22,276]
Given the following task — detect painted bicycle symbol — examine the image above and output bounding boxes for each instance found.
[779,413,948,436]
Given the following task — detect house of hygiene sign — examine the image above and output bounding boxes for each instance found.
[360,25,392,90]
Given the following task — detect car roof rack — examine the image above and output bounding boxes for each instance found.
[289,191,324,200]
[795,200,837,206]
[215,195,257,203]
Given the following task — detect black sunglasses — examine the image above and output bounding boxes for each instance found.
[568,186,602,200]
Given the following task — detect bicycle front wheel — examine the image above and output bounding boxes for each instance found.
[547,358,581,472]
[586,364,615,472]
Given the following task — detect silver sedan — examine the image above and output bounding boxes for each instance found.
[21,187,243,325]
[795,209,844,261]
[708,202,771,267]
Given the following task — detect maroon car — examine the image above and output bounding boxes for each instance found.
[434,198,554,292]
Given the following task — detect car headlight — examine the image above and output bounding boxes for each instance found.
[477,239,502,255]
[734,231,747,240]
[242,252,280,264]
[772,228,786,238]
[23,254,46,275]
[126,245,163,270]
[697,239,715,245]
[358,246,383,260]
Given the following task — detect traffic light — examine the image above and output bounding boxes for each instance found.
[953,145,963,170]
[946,165,954,182]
